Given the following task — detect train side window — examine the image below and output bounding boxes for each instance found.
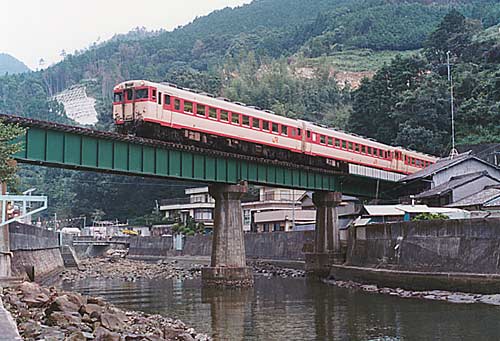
[335,139,340,148]
[209,107,217,119]
[196,104,206,117]
[252,118,260,129]
[164,95,171,106]
[361,145,366,154]
[307,131,311,139]
[152,89,157,101]
[297,128,301,136]
[220,110,229,122]
[355,144,360,153]
[184,101,193,114]
[320,135,325,144]
[368,147,373,155]
[348,142,353,150]
[231,113,240,124]
[328,137,333,146]
[342,141,346,149]
[272,123,279,133]
[242,115,250,127]
[174,99,181,110]
[281,125,288,136]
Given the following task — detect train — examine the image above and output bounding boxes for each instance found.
[112,80,437,178]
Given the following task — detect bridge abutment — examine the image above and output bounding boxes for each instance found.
[305,191,344,276]
[202,182,253,287]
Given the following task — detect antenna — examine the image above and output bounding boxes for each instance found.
[447,51,458,159]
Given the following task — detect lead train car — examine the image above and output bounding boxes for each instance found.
[113,80,437,178]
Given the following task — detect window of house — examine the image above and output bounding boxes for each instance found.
[272,123,279,133]
[209,107,217,119]
[231,113,240,124]
[196,104,206,117]
[281,125,288,136]
[252,118,260,129]
[184,101,193,113]
[174,99,181,110]
[242,115,250,126]
[164,95,171,105]
[220,110,229,122]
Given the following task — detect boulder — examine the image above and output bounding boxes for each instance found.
[80,303,103,316]
[45,311,82,328]
[100,313,126,331]
[94,326,121,341]
[46,295,81,315]
[17,282,51,308]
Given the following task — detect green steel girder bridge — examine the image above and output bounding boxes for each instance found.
[3,114,398,198]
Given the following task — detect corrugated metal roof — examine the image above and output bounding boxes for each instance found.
[364,205,405,216]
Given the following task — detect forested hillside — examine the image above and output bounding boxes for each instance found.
[1,0,500,221]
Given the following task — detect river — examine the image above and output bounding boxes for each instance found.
[62,275,500,340]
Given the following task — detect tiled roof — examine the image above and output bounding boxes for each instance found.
[399,153,473,182]
[414,171,494,199]
[446,186,500,208]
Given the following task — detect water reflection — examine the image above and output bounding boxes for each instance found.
[63,276,500,341]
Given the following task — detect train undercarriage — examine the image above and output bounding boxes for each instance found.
[117,121,349,173]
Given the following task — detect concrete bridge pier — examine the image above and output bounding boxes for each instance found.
[305,191,344,276]
[202,182,253,287]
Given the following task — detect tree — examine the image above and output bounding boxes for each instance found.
[0,120,25,187]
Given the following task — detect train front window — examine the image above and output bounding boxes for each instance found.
[135,89,148,100]
[114,92,123,103]
[125,89,133,101]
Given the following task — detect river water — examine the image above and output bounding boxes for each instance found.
[63,276,500,340]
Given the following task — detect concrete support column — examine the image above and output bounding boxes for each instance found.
[202,182,253,287]
[306,191,344,276]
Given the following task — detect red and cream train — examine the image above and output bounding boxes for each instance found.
[113,80,437,177]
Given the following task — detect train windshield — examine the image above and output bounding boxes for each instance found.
[113,91,123,103]
[135,89,149,99]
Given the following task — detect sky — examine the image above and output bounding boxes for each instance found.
[2,0,252,70]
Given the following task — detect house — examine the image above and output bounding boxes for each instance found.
[253,209,316,232]
[399,153,500,206]
[446,185,500,213]
[159,187,215,229]
[458,143,500,167]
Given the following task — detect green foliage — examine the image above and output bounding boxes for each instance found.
[172,217,205,236]
[0,121,25,186]
[412,212,449,221]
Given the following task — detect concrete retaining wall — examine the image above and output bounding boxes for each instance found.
[8,223,64,282]
[347,218,500,274]
[183,231,314,261]
[128,236,174,259]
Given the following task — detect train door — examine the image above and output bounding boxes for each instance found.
[392,150,403,172]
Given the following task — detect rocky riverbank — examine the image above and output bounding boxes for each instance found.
[1,282,210,340]
[324,278,500,306]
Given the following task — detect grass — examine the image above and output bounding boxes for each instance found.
[295,49,421,72]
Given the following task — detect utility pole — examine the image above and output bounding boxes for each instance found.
[291,189,295,231]
[447,51,458,158]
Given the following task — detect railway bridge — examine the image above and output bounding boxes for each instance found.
[3,114,400,286]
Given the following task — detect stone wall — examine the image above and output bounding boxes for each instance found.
[9,223,64,282]
[347,218,500,274]
[128,236,174,259]
[182,231,314,261]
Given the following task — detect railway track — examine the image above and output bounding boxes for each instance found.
[0,114,345,176]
